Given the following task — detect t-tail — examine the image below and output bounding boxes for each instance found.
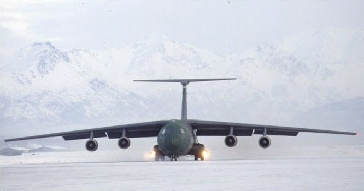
[134,78,237,120]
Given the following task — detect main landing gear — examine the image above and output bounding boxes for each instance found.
[194,144,205,161]
[153,145,165,161]
[188,143,206,161]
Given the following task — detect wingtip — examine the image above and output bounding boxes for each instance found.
[356,132,359,136]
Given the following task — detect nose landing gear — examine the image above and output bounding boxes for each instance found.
[170,154,178,161]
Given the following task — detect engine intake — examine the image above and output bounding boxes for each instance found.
[85,139,98,151]
[118,137,131,149]
[259,136,271,149]
[225,135,238,147]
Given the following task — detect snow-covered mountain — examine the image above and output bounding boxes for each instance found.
[1,27,363,141]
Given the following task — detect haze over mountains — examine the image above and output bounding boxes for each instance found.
[0,26,363,147]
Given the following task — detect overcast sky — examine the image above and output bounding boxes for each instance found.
[1,0,364,61]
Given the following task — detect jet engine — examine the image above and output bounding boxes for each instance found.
[85,139,98,151]
[118,137,131,149]
[259,136,271,149]
[224,135,238,147]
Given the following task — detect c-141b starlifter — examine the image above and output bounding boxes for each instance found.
[5,78,358,161]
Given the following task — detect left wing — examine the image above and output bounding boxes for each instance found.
[5,120,169,142]
[187,119,357,136]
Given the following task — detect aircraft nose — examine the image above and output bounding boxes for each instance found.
[158,134,186,155]
[169,135,181,149]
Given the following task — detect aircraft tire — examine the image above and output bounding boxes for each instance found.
[170,155,178,161]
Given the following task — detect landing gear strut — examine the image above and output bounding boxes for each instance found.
[170,154,178,161]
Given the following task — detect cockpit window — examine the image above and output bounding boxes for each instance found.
[163,128,185,134]
[171,128,180,134]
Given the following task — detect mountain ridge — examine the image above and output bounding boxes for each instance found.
[1,27,363,139]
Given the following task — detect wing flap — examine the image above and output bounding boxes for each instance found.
[62,131,107,140]
[254,129,298,136]
[107,130,159,139]
[197,128,253,136]
[190,120,255,136]
[105,121,167,139]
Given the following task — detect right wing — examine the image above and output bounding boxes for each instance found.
[5,120,169,142]
[187,119,357,136]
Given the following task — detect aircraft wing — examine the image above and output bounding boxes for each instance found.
[4,120,169,142]
[187,119,357,136]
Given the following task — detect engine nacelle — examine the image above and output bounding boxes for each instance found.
[259,136,271,149]
[85,139,98,152]
[225,135,238,147]
[118,137,131,149]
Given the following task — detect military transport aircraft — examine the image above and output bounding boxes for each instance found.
[5,78,358,161]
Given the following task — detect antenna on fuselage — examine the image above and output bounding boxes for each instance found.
[134,78,237,120]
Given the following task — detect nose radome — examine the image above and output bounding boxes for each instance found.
[159,134,184,154]
[173,135,183,146]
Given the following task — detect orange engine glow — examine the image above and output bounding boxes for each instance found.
[202,150,209,159]
[150,150,156,157]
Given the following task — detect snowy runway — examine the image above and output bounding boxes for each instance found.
[1,157,363,191]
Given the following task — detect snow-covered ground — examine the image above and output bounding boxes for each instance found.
[1,157,363,191]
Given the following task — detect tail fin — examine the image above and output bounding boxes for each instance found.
[134,78,237,120]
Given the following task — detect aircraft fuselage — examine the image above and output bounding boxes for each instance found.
[157,120,195,158]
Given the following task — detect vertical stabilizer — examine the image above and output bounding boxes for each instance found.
[134,78,237,120]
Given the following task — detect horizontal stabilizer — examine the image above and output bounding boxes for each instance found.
[134,78,236,85]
